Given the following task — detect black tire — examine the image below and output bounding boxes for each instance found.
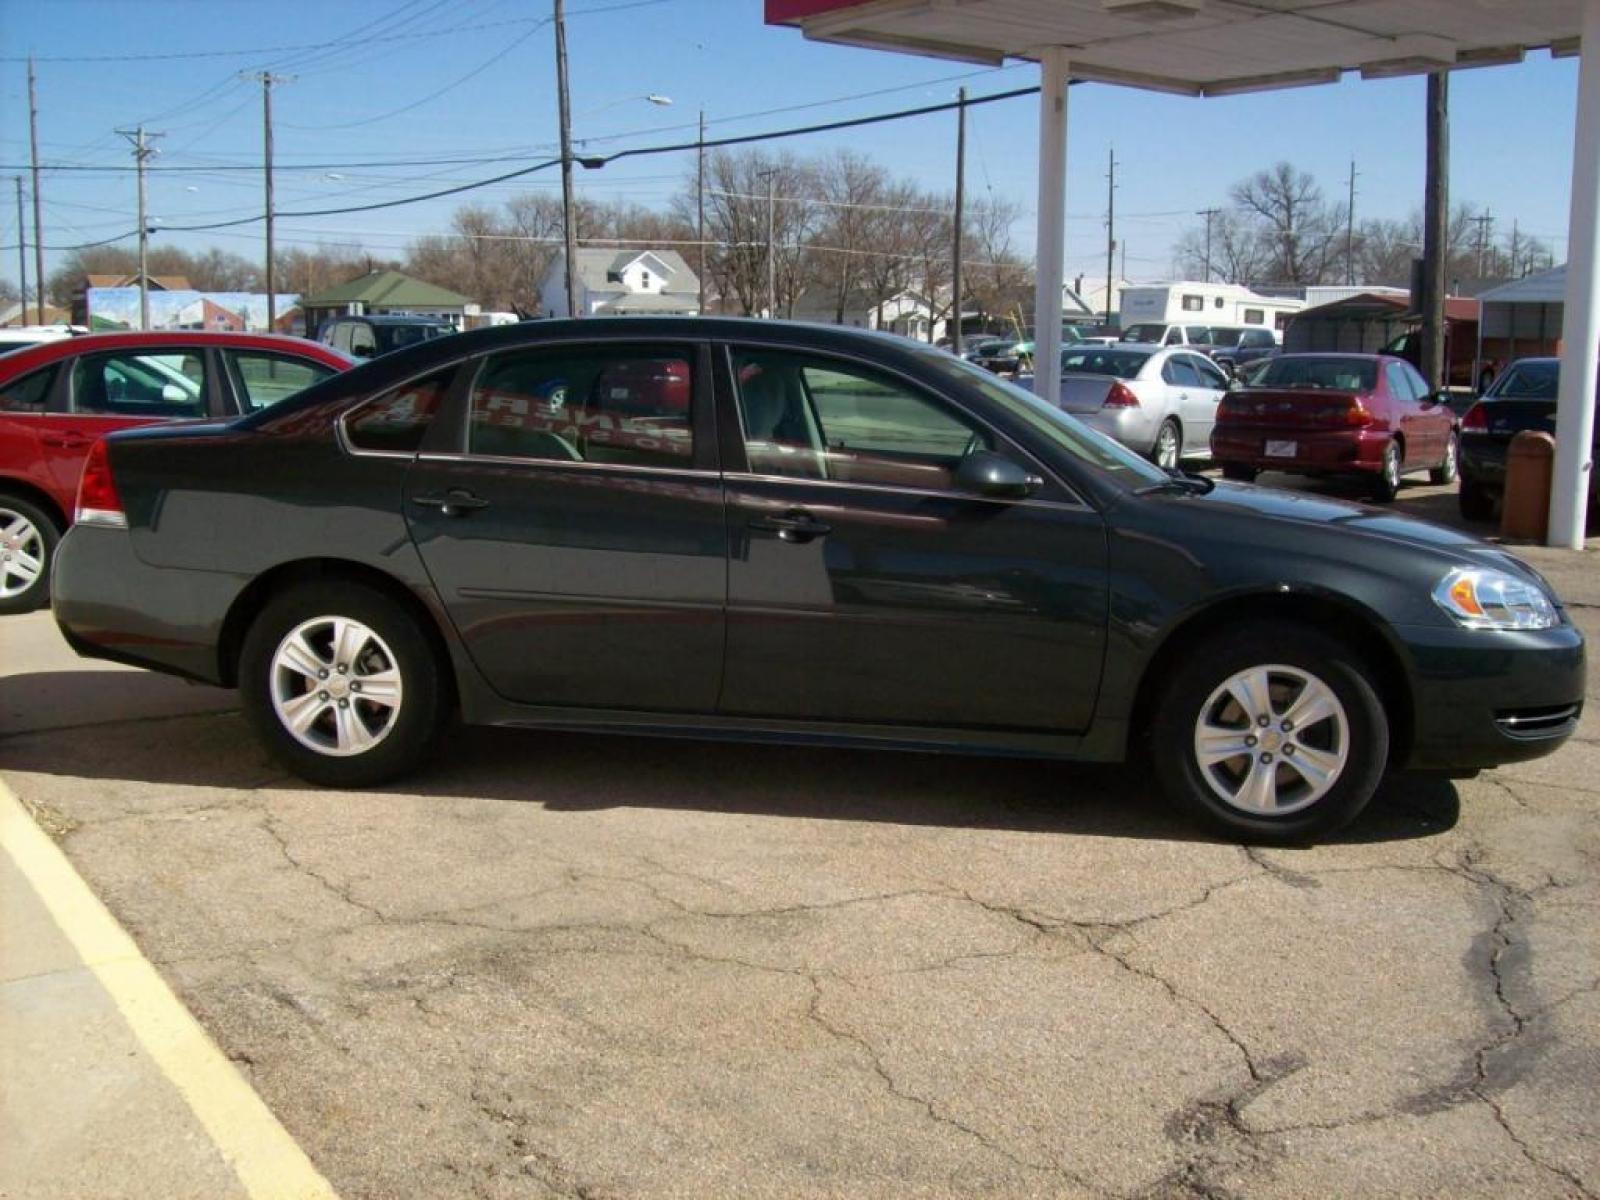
[1150,621,1391,844]
[1150,419,1182,470]
[0,495,61,615]
[1458,479,1496,522]
[239,581,448,787]
[1371,439,1402,502]
[1429,432,1459,485]
[1221,463,1257,483]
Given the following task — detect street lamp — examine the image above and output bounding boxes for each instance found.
[575,93,674,118]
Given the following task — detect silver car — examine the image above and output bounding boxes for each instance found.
[1033,344,1229,468]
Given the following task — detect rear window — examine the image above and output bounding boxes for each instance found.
[1491,361,1559,400]
[1253,357,1378,392]
[1120,324,1167,344]
[1061,348,1150,379]
[343,370,453,454]
[1207,327,1245,348]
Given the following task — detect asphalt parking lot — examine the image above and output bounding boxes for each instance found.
[3,476,1598,1200]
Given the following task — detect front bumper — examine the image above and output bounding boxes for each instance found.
[52,525,243,685]
[1397,619,1586,770]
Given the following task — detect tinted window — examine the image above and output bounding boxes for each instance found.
[377,324,447,354]
[1061,348,1150,379]
[0,365,56,412]
[1207,327,1245,348]
[1244,330,1275,348]
[1186,327,1212,345]
[1121,324,1167,344]
[71,351,207,417]
[344,370,452,453]
[1255,357,1378,392]
[1163,356,1202,387]
[1193,356,1229,389]
[468,345,693,469]
[1491,361,1559,399]
[733,349,991,490]
[227,351,337,412]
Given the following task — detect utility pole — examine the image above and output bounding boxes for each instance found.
[1104,146,1118,325]
[115,125,163,331]
[696,108,705,315]
[1473,210,1494,278]
[554,0,580,318]
[1345,159,1358,285]
[762,168,777,318]
[952,86,966,353]
[1420,71,1449,394]
[1509,219,1522,277]
[27,58,45,324]
[1197,207,1220,282]
[243,72,290,329]
[14,177,27,321]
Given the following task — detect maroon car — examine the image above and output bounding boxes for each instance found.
[0,330,352,613]
[1210,353,1457,502]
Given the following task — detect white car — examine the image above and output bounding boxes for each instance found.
[1031,344,1229,469]
[0,325,75,355]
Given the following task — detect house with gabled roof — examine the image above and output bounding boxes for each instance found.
[299,270,476,337]
[539,249,700,318]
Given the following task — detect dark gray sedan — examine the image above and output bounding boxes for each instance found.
[51,319,1584,843]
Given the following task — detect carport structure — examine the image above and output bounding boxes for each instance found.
[767,0,1599,548]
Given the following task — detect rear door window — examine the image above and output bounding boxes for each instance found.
[343,370,453,454]
[70,351,208,417]
[0,365,56,412]
[1163,356,1202,387]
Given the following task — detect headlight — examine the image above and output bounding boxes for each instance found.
[1432,568,1558,631]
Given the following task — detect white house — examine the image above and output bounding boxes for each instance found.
[539,249,700,318]
[790,287,953,343]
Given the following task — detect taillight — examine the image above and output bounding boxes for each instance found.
[1344,399,1375,427]
[1216,394,1246,422]
[1104,381,1140,408]
[75,439,127,528]
[1462,402,1488,433]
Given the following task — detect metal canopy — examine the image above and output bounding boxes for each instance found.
[768,1,1581,92]
[766,0,1599,549]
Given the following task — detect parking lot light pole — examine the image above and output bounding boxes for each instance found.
[1551,0,1600,548]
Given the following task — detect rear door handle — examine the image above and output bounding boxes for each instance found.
[41,433,94,449]
[749,508,832,544]
[412,489,490,518]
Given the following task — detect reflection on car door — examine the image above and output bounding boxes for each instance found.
[401,340,727,713]
[1185,353,1228,449]
[718,344,1108,731]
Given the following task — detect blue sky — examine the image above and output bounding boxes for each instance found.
[0,0,1580,288]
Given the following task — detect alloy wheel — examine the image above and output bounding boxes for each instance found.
[269,615,404,757]
[1384,443,1401,490]
[0,508,45,601]
[1192,664,1350,816]
[1155,422,1180,470]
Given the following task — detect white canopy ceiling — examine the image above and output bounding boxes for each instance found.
[771,0,1583,95]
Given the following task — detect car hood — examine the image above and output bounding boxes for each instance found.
[1171,481,1548,580]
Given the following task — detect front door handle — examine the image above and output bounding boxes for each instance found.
[749,508,831,544]
[412,489,490,518]
[41,433,94,449]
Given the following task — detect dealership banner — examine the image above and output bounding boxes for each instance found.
[85,288,303,334]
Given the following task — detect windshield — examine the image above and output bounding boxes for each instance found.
[1207,327,1245,348]
[1120,324,1167,344]
[1253,356,1378,392]
[928,355,1167,486]
[1060,347,1150,379]
[1489,361,1559,400]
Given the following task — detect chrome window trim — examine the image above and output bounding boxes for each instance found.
[334,414,418,461]
[415,451,717,480]
[722,470,1093,513]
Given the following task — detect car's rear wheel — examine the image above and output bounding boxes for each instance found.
[1371,439,1403,502]
[0,497,59,615]
[1459,478,1495,522]
[1151,419,1182,470]
[239,582,447,787]
[1150,622,1390,843]
[1429,433,1459,485]
[1221,463,1257,483]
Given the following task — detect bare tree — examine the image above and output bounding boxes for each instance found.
[806,151,888,323]
[1174,209,1267,285]
[965,194,1031,330]
[1230,162,1342,284]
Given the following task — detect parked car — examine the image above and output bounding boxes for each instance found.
[0,326,76,355]
[1032,344,1228,468]
[1210,353,1457,502]
[1232,355,1277,387]
[1209,327,1281,375]
[955,335,1008,362]
[0,331,351,613]
[50,319,1584,842]
[1458,357,1600,521]
[971,339,1029,373]
[1119,323,1213,350]
[317,315,455,361]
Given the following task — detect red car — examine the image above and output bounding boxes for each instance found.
[1210,353,1458,502]
[0,331,351,612]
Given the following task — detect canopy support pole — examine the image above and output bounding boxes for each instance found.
[1551,0,1600,547]
[1033,48,1070,409]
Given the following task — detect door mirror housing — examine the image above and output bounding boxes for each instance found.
[955,451,1039,499]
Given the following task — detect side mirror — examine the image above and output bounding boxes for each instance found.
[955,451,1039,499]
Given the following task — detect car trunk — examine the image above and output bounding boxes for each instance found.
[1219,388,1368,430]
[1059,374,1122,414]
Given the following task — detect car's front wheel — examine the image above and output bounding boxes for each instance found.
[1151,622,1390,843]
[0,496,59,615]
[239,581,448,787]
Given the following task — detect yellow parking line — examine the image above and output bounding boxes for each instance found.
[0,778,339,1200]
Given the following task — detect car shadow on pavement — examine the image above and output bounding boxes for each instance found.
[0,671,1458,848]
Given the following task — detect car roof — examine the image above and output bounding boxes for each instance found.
[0,330,351,378]
[338,314,455,326]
